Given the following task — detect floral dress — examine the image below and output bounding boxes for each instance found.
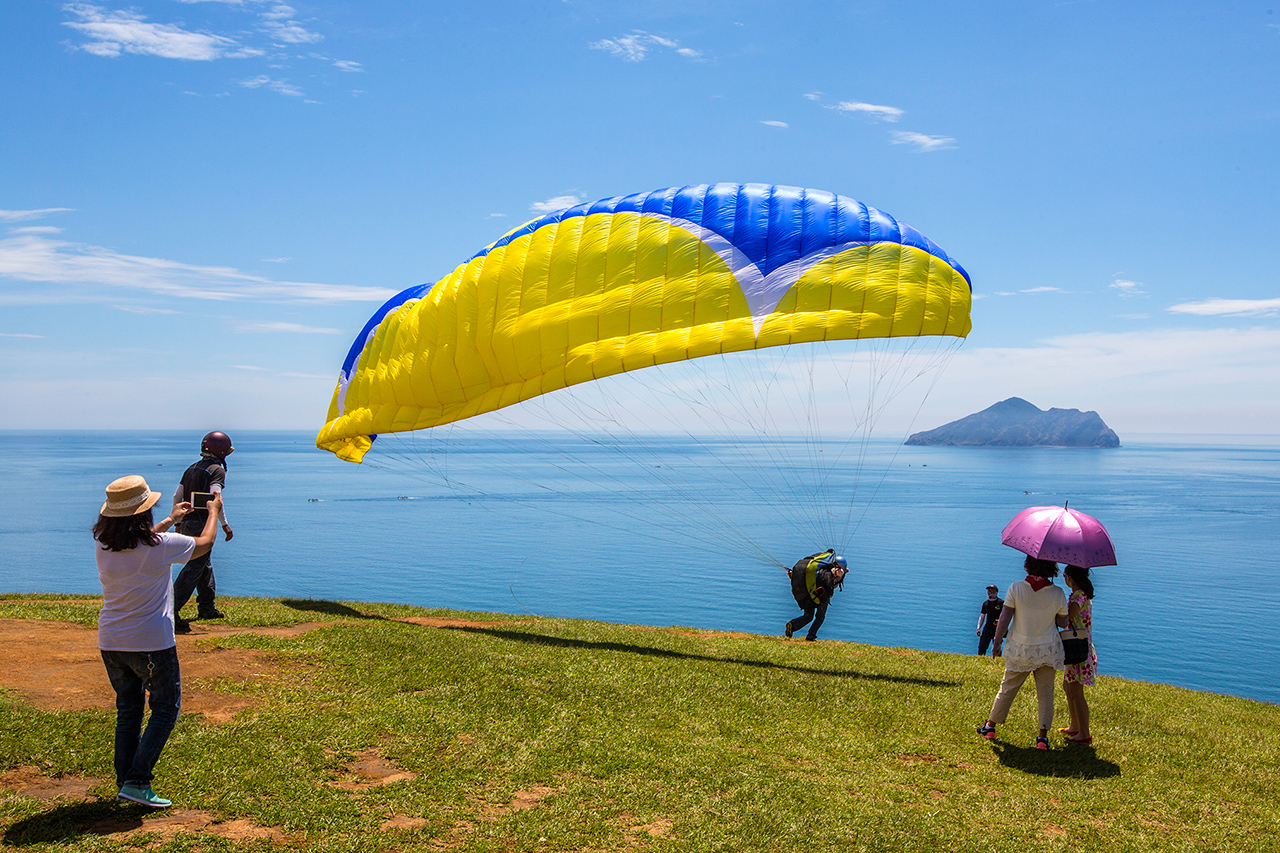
[1062,590,1096,686]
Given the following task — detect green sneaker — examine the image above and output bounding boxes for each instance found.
[117,785,172,808]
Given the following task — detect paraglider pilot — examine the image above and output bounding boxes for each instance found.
[785,550,848,641]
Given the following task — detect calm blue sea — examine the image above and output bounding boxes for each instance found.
[2,430,1278,705]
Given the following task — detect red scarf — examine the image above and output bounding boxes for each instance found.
[1025,575,1053,591]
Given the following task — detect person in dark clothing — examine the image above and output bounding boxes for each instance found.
[784,550,848,641]
[172,432,235,633]
[977,583,1004,656]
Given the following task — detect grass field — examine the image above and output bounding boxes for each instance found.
[1,594,1278,852]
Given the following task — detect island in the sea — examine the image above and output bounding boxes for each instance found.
[905,397,1120,447]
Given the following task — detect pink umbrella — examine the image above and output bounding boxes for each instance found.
[1001,503,1117,568]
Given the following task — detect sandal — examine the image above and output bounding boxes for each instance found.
[1059,727,1078,736]
[1064,735,1093,745]
[1035,736,1049,750]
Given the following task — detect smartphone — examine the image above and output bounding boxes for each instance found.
[191,491,215,509]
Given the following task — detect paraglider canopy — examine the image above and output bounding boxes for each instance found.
[317,183,971,463]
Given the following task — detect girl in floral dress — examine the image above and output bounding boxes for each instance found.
[1061,565,1096,744]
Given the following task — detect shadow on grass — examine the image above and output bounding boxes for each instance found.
[279,599,387,620]
[990,741,1121,778]
[440,626,960,687]
[2,799,145,846]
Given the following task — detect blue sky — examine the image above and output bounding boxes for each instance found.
[2,0,1278,435]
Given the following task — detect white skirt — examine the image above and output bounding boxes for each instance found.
[1003,638,1065,672]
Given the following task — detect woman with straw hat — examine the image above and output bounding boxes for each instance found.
[93,474,220,808]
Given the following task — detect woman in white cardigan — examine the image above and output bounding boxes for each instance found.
[976,556,1070,750]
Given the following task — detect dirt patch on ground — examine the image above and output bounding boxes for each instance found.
[0,766,102,802]
[0,767,291,842]
[0,610,539,724]
[90,808,292,842]
[327,747,420,791]
[0,618,310,722]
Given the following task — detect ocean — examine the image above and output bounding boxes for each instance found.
[2,429,1278,705]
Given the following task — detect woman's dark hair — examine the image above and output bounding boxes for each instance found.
[93,510,160,552]
[1023,555,1059,578]
[1064,565,1095,599]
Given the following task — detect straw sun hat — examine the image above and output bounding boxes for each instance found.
[101,475,162,518]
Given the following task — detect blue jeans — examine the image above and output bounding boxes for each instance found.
[789,599,829,640]
[100,647,181,789]
[173,548,216,616]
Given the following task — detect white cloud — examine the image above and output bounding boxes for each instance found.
[240,75,304,97]
[11,226,64,235]
[260,4,322,44]
[760,120,788,128]
[890,131,955,152]
[0,333,44,338]
[1021,286,1064,293]
[829,100,904,122]
[112,305,180,315]
[232,364,268,371]
[590,31,701,62]
[0,232,396,303]
[0,209,73,223]
[332,59,363,72]
[1167,297,1280,317]
[803,92,822,101]
[1110,278,1147,297]
[237,321,343,334]
[262,257,292,263]
[530,195,582,213]
[488,213,507,218]
[62,3,260,60]
[924,327,1280,434]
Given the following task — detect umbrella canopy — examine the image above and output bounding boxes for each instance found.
[1001,505,1117,568]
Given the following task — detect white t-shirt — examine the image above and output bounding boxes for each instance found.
[1004,579,1069,647]
[96,532,195,652]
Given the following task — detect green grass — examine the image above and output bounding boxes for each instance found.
[2,595,1278,851]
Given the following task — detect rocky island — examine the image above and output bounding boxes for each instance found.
[905,397,1120,447]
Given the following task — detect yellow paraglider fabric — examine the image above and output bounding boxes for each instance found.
[318,185,971,463]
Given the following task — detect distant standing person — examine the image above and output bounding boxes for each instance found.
[95,474,220,807]
[1061,565,1097,744]
[976,555,1069,750]
[976,584,1004,656]
[172,431,235,633]
[784,550,848,642]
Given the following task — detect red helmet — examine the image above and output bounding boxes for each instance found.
[200,431,234,457]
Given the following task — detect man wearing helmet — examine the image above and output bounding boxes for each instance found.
[171,432,235,633]
[784,550,849,642]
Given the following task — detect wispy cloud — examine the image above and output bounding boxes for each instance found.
[1,208,73,223]
[1110,278,1148,297]
[0,232,396,303]
[890,131,955,152]
[240,74,304,97]
[237,321,343,333]
[828,100,904,122]
[760,120,788,128]
[530,195,583,213]
[62,3,261,60]
[260,3,322,44]
[590,31,701,62]
[1021,286,1064,294]
[11,226,64,235]
[1167,297,1280,317]
[61,2,358,98]
[0,332,44,338]
[232,364,268,371]
[112,304,180,315]
[930,327,1280,433]
[261,257,292,263]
